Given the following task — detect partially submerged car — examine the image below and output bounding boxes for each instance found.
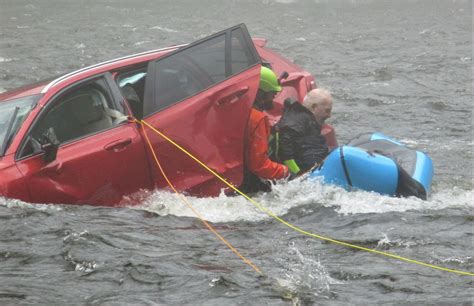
[0,24,315,206]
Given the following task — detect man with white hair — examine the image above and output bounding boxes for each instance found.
[303,88,333,126]
[272,88,333,175]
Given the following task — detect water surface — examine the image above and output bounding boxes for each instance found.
[0,0,472,304]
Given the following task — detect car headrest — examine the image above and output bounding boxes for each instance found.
[69,93,104,125]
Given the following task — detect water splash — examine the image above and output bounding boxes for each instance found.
[273,240,341,301]
[133,177,330,223]
[149,26,179,33]
[0,197,63,211]
[63,230,90,244]
[1,178,471,221]
[133,177,473,222]
[376,233,435,250]
[63,251,97,274]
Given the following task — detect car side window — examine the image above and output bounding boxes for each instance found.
[20,78,127,158]
[117,69,147,119]
[143,25,260,116]
[151,56,213,113]
[230,28,257,75]
[182,34,226,83]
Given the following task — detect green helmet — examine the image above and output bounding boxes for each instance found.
[259,66,281,93]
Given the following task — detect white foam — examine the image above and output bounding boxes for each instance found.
[399,138,419,146]
[274,0,298,3]
[149,26,178,33]
[133,41,151,46]
[439,256,472,265]
[133,177,319,223]
[0,197,63,211]
[376,233,434,250]
[1,179,471,221]
[133,177,474,222]
[0,57,13,63]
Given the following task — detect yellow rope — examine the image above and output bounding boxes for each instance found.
[140,119,474,277]
[140,122,262,275]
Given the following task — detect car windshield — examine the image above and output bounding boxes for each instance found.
[0,94,40,156]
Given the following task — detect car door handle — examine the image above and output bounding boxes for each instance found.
[216,86,249,106]
[104,138,132,152]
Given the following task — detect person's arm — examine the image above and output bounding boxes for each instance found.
[247,118,288,180]
[321,123,338,150]
[279,128,301,174]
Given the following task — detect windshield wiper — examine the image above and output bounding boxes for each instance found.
[1,106,20,156]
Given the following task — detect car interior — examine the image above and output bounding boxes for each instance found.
[115,29,254,119]
[117,69,146,119]
[117,65,204,118]
[66,90,116,135]
[28,83,127,150]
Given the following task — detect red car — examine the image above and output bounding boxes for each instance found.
[0,24,316,206]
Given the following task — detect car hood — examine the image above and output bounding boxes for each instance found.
[0,157,19,195]
[0,81,47,102]
[0,160,8,194]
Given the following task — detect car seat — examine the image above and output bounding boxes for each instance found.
[69,91,113,136]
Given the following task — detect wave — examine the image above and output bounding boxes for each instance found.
[1,178,471,222]
[132,178,474,222]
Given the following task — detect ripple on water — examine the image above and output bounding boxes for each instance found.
[372,67,393,82]
[427,100,448,111]
[0,1,472,303]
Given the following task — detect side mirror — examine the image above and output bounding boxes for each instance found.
[42,142,58,163]
[40,128,59,163]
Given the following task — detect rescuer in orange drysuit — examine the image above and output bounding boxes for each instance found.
[239,66,289,193]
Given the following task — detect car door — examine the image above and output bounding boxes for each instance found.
[15,74,154,205]
[142,24,261,196]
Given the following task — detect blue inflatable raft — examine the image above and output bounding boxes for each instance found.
[310,133,433,199]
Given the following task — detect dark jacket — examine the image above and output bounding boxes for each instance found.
[274,99,329,173]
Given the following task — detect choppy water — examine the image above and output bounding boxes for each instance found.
[0,0,473,304]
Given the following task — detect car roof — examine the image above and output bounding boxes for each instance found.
[0,37,283,103]
[0,44,185,103]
